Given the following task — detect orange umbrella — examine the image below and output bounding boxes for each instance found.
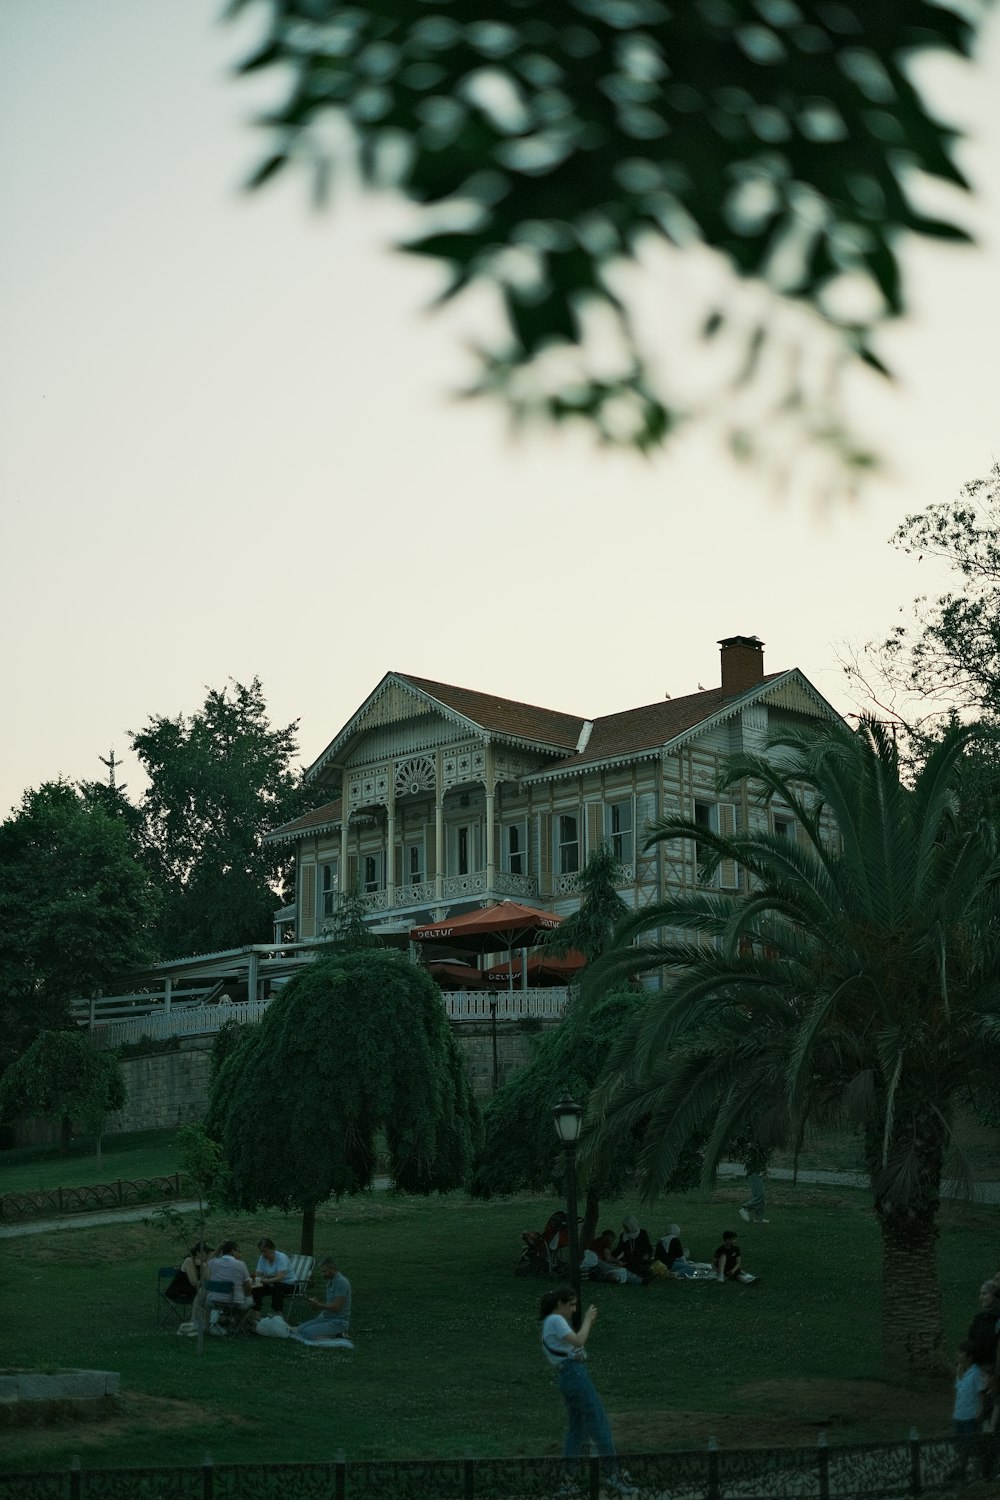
[484,950,586,986]
[425,960,490,990]
[410,900,562,954]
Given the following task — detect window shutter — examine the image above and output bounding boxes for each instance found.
[537,812,552,896]
[347,853,359,892]
[300,864,316,938]
[718,802,740,889]
[585,802,603,858]
[424,824,436,879]
[394,847,403,888]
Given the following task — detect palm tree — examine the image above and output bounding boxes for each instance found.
[582,719,1000,1373]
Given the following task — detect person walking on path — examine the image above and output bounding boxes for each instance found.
[738,1172,768,1223]
[539,1286,637,1496]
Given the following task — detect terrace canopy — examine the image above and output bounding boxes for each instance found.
[483,951,585,986]
[410,901,562,955]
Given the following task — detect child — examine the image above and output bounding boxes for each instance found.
[712,1230,758,1284]
[951,1340,987,1480]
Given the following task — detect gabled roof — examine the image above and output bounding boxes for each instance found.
[522,669,839,781]
[397,674,584,750]
[271,661,841,840]
[305,671,586,782]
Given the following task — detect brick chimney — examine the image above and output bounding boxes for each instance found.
[719,635,765,697]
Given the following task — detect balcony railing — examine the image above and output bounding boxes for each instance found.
[351,868,539,915]
[87,989,570,1048]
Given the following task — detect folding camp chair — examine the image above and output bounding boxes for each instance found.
[156,1267,188,1328]
[281,1254,315,1322]
[204,1278,255,1338]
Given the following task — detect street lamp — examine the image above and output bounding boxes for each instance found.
[553,1092,583,1329]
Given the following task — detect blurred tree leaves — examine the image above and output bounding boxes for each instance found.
[226,0,991,487]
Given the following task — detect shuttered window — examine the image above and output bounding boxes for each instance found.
[718,802,741,890]
[606,798,634,863]
[300,863,316,939]
[536,813,552,896]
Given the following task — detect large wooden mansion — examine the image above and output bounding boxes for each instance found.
[266,636,840,943]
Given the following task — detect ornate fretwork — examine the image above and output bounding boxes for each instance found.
[394,756,436,800]
[347,766,389,811]
[491,747,537,788]
[442,743,486,790]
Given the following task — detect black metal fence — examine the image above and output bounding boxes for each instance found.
[0,1174,185,1222]
[0,1433,990,1500]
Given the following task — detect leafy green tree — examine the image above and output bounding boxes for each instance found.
[130,677,308,956]
[0,1030,126,1161]
[543,841,629,964]
[319,877,384,955]
[0,783,159,1074]
[864,462,1000,727]
[207,950,481,1252]
[583,718,1000,1373]
[228,0,989,485]
[471,987,653,1243]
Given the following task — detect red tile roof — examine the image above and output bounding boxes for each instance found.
[266,797,343,841]
[396,674,585,750]
[542,674,785,772]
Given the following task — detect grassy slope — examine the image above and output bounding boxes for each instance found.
[1,1180,995,1473]
[0,1130,180,1195]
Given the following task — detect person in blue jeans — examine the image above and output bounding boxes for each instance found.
[539,1286,637,1497]
[291,1257,352,1343]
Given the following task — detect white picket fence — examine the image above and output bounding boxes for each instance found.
[90,990,569,1048]
[441,990,568,1020]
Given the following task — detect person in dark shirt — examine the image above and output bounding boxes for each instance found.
[614,1217,653,1281]
[712,1230,758,1284]
[966,1280,1000,1367]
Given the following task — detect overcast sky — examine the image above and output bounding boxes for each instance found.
[1,1,998,818]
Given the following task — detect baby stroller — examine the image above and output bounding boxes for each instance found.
[514,1209,570,1277]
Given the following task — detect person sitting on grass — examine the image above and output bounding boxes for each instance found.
[291,1257,352,1343]
[651,1225,699,1279]
[614,1217,653,1282]
[713,1231,757,1284]
[588,1229,640,1285]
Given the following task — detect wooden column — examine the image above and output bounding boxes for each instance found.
[386,789,396,911]
[435,795,445,903]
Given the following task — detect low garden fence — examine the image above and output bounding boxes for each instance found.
[0,1173,185,1223]
[0,1433,986,1500]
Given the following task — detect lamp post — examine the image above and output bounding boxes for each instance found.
[553,1092,583,1329]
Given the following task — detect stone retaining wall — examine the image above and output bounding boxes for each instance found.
[13,1021,551,1146]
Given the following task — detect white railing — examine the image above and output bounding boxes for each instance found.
[442,989,569,1020]
[92,1000,272,1049]
[90,988,569,1046]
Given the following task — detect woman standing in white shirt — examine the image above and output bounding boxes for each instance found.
[539,1286,637,1496]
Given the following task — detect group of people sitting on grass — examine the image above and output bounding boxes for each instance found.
[580,1217,757,1285]
[165,1237,352,1343]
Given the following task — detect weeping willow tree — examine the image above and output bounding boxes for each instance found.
[207,950,481,1252]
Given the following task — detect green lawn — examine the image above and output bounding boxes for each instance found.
[2,1179,995,1474]
[0,1129,180,1195]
